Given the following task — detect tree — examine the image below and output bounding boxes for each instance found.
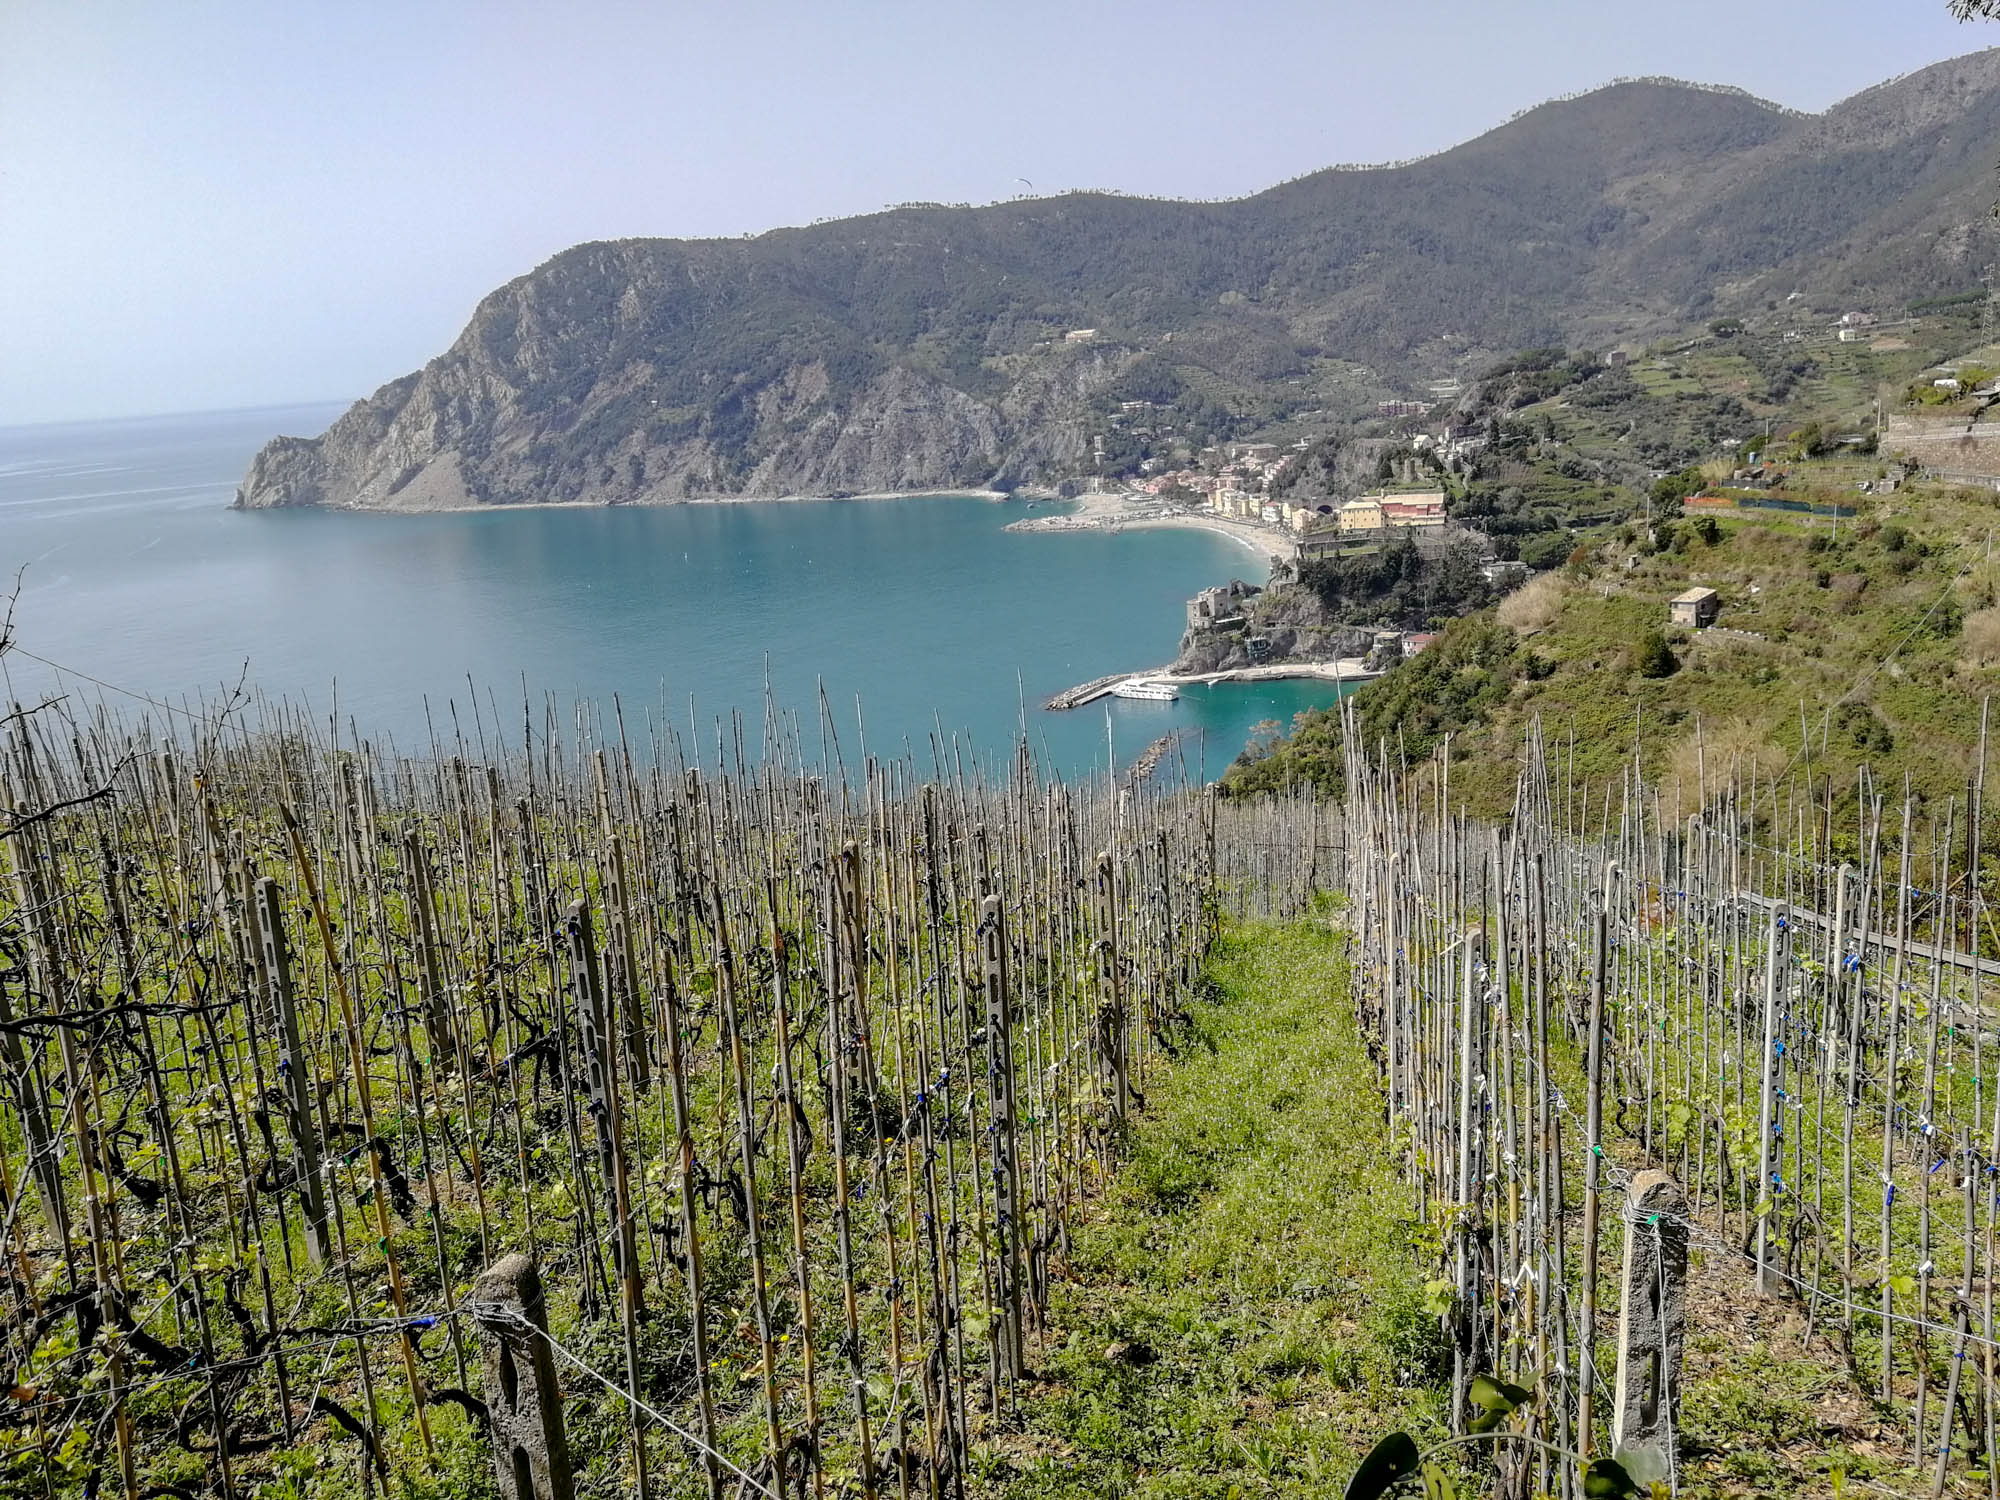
[1650,466,1704,518]
[1633,630,1679,678]
[1520,532,1572,571]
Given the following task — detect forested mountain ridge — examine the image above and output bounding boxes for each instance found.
[238,50,2000,510]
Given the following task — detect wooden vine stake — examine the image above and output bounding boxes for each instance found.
[1092,851,1129,1123]
[563,897,649,1500]
[1577,899,1609,1466]
[981,892,1024,1384]
[0,786,69,1245]
[256,876,332,1265]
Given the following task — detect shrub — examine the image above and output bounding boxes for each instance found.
[1830,573,1868,613]
[1633,631,1679,678]
[1664,716,1784,814]
[1496,573,1565,634]
[1832,702,1895,754]
[1650,466,1704,514]
[1963,607,2000,669]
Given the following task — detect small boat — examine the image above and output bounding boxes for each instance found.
[1112,679,1179,702]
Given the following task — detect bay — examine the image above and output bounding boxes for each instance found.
[0,403,1345,778]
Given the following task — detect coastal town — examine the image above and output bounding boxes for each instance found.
[1016,436,1476,707]
[31,14,2000,1500]
[1006,457,1460,565]
[1016,290,2000,716]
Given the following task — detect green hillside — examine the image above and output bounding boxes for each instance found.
[1229,456,2000,825]
[240,52,2000,508]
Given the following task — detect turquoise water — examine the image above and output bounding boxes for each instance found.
[0,404,1344,778]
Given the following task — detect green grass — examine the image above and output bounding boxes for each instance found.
[962,917,1952,1500]
[982,916,1448,1500]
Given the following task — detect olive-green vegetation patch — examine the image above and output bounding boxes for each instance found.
[1227,453,2000,820]
[982,919,1447,1500]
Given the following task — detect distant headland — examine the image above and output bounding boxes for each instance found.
[235,51,2000,515]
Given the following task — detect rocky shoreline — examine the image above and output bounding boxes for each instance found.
[232,481,1046,513]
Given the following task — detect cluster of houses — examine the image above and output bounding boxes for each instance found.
[1330,491,1447,532]
[1414,426,1490,466]
[1124,428,1463,547]
[1200,487,1449,536]
[1136,440,1301,499]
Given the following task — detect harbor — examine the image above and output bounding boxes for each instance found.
[1044,659,1380,712]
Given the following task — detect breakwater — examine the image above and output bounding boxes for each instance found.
[1044,672,1126,709]
[1123,727,1187,786]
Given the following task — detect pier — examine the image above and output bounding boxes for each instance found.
[1046,660,1379,711]
[1044,673,1127,710]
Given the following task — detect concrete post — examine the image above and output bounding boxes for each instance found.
[472,1255,575,1500]
[1612,1170,1688,1478]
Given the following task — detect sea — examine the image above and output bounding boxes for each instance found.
[0,402,1347,780]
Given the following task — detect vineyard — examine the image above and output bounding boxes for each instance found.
[1339,709,2000,1498]
[0,691,1338,1500]
[3,683,1999,1499]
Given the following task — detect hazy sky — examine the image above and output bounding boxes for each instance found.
[1,0,1992,425]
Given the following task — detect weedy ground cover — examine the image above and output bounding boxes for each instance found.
[984,912,1947,1500]
[987,917,1451,1500]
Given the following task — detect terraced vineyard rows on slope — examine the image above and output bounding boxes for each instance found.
[0,693,1344,1500]
[8,668,2000,1499]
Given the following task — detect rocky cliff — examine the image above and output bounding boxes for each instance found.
[1173,589,1378,674]
[237,239,1128,509]
[239,51,2000,511]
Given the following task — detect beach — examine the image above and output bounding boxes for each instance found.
[1004,490,1292,568]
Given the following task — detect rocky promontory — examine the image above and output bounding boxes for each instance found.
[235,240,1120,510]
